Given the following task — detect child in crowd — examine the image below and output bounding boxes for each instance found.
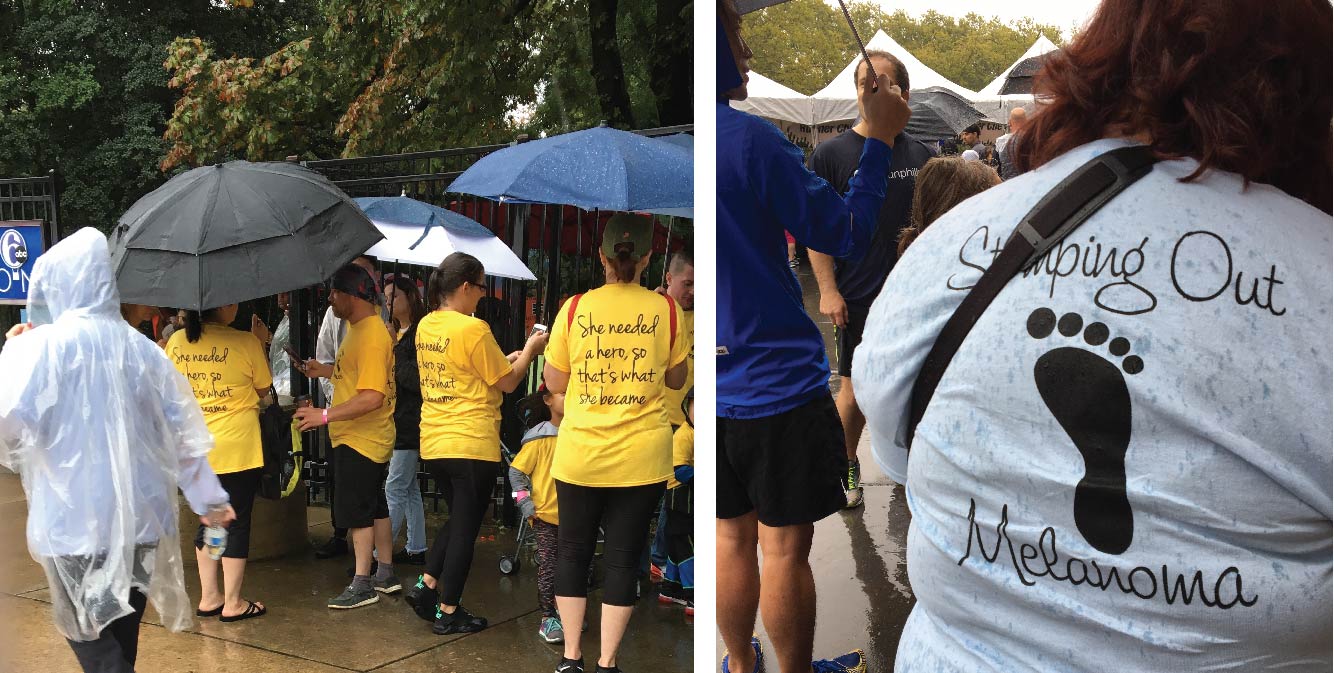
[896,157,1001,256]
[657,392,694,615]
[510,383,565,643]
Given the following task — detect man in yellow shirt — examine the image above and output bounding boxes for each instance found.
[652,250,694,577]
[296,264,398,610]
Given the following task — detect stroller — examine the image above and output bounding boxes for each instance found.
[498,439,537,575]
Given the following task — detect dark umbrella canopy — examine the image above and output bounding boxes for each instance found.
[999,53,1056,95]
[736,0,790,13]
[906,86,987,144]
[111,160,383,311]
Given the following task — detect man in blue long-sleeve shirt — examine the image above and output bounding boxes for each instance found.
[715,2,911,673]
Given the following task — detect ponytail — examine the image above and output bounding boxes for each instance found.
[185,307,224,343]
[611,250,638,284]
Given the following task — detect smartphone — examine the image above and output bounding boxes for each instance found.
[529,324,548,338]
[283,344,303,363]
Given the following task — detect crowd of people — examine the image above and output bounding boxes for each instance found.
[719,1,1330,673]
[1,211,695,673]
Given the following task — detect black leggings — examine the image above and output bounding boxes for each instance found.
[194,468,261,558]
[423,458,496,606]
[555,480,665,607]
[65,588,147,673]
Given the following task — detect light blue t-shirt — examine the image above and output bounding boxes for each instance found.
[855,138,1332,671]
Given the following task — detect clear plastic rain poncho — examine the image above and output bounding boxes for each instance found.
[0,228,227,641]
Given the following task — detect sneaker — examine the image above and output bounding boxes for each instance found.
[649,563,665,583]
[538,616,565,643]
[327,584,379,609]
[393,549,426,565]
[403,575,438,622]
[657,585,688,607]
[812,650,866,673]
[555,658,584,673]
[684,601,694,617]
[431,605,487,635]
[788,258,799,269]
[843,459,864,509]
[314,536,348,559]
[373,574,402,594]
[721,636,764,673]
[595,667,622,673]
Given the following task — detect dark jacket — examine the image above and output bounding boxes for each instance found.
[393,322,422,451]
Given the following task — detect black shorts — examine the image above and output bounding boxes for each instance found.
[834,303,871,378]
[717,392,847,527]
[332,444,389,529]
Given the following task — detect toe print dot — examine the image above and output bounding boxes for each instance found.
[1027,308,1057,339]
[1123,356,1144,375]
[1084,322,1109,346]
[1058,312,1083,337]
[1109,337,1130,356]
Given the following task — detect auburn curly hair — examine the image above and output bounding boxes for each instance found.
[1013,0,1332,214]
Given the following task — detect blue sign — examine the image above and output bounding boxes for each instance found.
[0,221,45,305]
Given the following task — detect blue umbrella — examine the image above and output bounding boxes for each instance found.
[446,126,692,216]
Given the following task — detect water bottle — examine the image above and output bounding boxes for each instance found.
[204,504,229,560]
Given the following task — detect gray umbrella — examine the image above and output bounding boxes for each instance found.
[906,86,987,144]
[735,0,789,12]
[110,160,384,311]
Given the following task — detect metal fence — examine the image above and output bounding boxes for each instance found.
[294,124,693,521]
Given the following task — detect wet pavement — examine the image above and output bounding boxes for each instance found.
[0,468,692,673]
[715,263,916,672]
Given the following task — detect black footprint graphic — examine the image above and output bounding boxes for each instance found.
[1027,308,1142,555]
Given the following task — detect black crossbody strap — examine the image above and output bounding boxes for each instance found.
[906,145,1158,449]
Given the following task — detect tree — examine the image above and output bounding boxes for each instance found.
[742,0,1064,94]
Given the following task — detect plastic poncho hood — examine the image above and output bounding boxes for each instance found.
[0,227,218,641]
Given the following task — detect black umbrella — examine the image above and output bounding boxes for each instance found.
[999,53,1056,95]
[905,87,987,145]
[735,0,788,13]
[110,160,384,311]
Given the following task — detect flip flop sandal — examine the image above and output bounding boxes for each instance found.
[196,604,223,617]
[220,600,267,623]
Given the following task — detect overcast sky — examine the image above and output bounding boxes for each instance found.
[849,0,1103,38]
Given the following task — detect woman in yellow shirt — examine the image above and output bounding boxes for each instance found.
[543,213,689,673]
[403,252,548,635]
[166,303,272,623]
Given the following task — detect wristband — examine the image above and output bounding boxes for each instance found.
[513,490,529,501]
[322,408,329,425]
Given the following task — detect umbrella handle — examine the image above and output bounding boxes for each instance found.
[835,0,877,92]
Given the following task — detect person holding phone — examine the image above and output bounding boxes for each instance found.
[403,252,548,634]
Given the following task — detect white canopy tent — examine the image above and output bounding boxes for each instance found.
[972,35,1059,122]
[809,30,978,125]
[731,71,813,124]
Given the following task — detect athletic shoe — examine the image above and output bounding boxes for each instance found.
[314,536,348,559]
[431,605,487,635]
[539,616,565,643]
[595,666,622,673]
[658,584,689,607]
[649,563,665,583]
[554,658,584,673]
[327,585,379,609]
[373,574,402,594]
[393,549,426,565]
[721,636,764,673]
[812,650,867,673]
[404,575,438,622]
[789,258,799,269]
[843,459,864,509]
[684,601,694,617]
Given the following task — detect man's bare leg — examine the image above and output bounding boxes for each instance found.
[717,512,761,673]
[836,377,867,507]
[758,521,817,673]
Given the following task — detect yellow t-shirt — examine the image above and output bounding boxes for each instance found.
[546,284,689,487]
[167,325,272,475]
[511,423,560,525]
[668,421,694,489]
[329,315,396,463]
[662,310,694,427]
[416,310,513,462]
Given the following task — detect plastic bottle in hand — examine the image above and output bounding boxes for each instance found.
[204,505,229,560]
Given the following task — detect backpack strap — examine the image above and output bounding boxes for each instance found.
[566,293,583,332]
[664,294,678,350]
[907,145,1158,450]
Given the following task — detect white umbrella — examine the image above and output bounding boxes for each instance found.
[364,219,536,281]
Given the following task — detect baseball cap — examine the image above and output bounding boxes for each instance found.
[601,213,654,261]
[330,263,381,305]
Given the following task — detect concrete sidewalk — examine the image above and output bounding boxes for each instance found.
[0,469,692,673]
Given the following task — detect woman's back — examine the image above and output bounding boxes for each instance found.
[165,324,269,475]
[547,283,689,488]
[857,138,1332,670]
